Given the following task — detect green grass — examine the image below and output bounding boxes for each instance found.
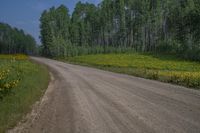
[0,55,49,132]
[65,53,200,89]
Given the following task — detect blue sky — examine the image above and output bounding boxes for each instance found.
[0,0,101,44]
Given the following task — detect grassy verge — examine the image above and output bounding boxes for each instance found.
[0,54,49,132]
[62,53,200,89]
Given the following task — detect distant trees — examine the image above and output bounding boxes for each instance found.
[40,0,200,60]
[0,23,36,54]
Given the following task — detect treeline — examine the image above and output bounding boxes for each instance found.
[40,0,200,60]
[0,23,37,54]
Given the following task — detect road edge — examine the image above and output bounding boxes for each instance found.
[7,61,55,133]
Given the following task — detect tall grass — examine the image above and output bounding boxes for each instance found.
[0,55,49,132]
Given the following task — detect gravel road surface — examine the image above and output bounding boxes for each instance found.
[11,57,200,133]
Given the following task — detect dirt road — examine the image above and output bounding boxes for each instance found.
[12,57,200,133]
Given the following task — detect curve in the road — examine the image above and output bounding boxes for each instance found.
[11,57,200,133]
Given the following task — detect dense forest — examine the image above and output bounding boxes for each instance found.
[40,0,200,60]
[0,23,37,54]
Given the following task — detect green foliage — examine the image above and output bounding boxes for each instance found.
[0,23,37,54]
[40,0,200,61]
[0,55,49,132]
[40,5,71,57]
[68,53,200,71]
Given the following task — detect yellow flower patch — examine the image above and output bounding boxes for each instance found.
[0,54,27,99]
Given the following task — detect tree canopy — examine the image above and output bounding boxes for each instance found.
[40,0,200,61]
[0,23,37,54]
